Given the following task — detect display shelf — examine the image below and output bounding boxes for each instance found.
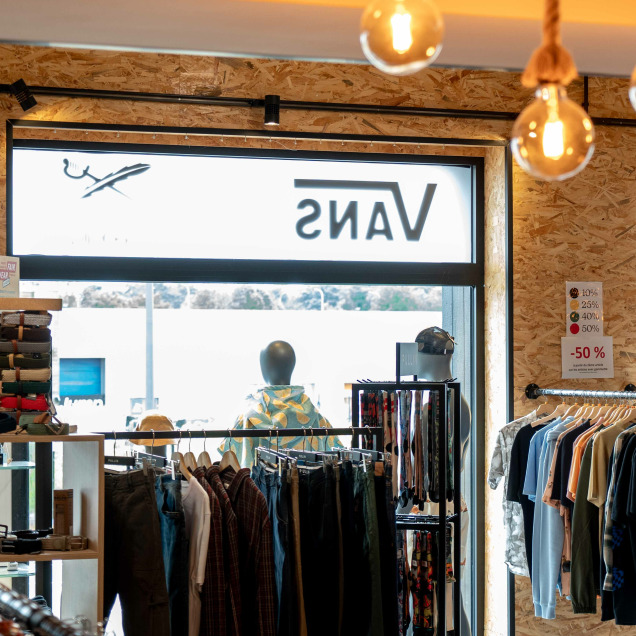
[0,461,35,470]
[0,563,35,578]
[0,434,103,444]
[2,432,104,624]
[0,550,99,563]
[0,298,62,311]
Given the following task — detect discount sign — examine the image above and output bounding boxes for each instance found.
[561,336,614,378]
[566,281,603,336]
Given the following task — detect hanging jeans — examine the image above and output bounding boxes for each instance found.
[104,471,170,636]
[252,463,297,636]
[155,475,189,636]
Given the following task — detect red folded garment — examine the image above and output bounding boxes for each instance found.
[0,394,49,410]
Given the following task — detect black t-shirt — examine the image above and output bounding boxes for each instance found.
[507,422,547,503]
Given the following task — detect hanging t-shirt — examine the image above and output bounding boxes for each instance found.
[610,434,636,625]
[488,409,539,577]
[532,421,567,619]
[570,439,599,615]
[567,423,603,503]
[181,477,212,636]
[589,420,633,507]
[553,420,592,511]
[602,430,635,593]
[523,418,569,502]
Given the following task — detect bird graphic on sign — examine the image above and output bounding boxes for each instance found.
[63,158,150,198]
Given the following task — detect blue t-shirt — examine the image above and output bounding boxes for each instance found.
[523,417,574,502]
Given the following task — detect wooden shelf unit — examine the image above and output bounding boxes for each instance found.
[0,298,62,311]
[0,434,102,444]
[0,549,100,563]
[2,434,104,624]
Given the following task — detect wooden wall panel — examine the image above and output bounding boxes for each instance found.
[484,146,509,636]
[1,43,635,636]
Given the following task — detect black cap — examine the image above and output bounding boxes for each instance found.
[415,326,455,355]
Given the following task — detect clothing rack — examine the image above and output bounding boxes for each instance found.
[396,513,458,530]
[525,383,636,401]
[0,585,83,636]
[351,380,462,636]
[95,426,384,450]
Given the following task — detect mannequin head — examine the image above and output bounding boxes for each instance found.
[415,326,455,381]
[260,340,296,385]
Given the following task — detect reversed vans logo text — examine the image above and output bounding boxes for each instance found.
[294,179,437,241]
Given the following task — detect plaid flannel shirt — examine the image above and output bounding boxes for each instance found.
[206,466,242,636]
[193,467,226,636]
[221,466,277,636]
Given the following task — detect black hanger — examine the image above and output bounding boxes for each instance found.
[104,430,136,468]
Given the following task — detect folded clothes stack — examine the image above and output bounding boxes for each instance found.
[0,310,54,433]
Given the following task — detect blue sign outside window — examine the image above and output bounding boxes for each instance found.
[59,358,105,401]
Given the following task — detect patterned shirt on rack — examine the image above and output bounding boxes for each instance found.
[218,385,342,467]
[488,410,539,577]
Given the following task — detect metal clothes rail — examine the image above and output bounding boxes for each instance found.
[94,426,384,450]
[525,383,636,401]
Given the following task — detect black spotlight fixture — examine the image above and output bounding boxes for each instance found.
[264,94,280,126]
[10,79,37,111]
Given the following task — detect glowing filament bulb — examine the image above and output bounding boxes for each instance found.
[542,88,564,159]
[391,11,413,53]
[543,119,564,159]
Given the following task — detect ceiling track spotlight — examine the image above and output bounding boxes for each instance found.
[264,94,280,127]
[510,0,595,182]
[10,79,37,112]
[360,0,444,76]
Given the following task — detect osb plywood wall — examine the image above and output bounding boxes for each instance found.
[512,97,636,634]
[1,44,634,636]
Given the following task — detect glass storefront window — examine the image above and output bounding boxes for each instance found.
[6,136,483,632]
[23,280,445,439]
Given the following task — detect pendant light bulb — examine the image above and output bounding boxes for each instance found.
[629,64,636,112]
[360,0,444,76]
[511,84,595,181]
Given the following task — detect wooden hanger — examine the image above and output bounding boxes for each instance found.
[198,430,213,469]
[171,431,192,480]
[532,400,567,427]
[183,430,198,472]
[219,428,241,472]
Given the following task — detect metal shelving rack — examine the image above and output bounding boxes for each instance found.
[350,379,462,635]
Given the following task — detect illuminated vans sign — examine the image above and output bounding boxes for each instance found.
[295,180,437,241]
[11,145,474,264]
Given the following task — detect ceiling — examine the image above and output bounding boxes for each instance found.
[2,0,635,77]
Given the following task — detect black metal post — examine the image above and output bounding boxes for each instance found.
[10,443,29,596]
[452,382,462,635]
[352,388,360,448]
[437,384,447,636]
[34,443,53,605]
